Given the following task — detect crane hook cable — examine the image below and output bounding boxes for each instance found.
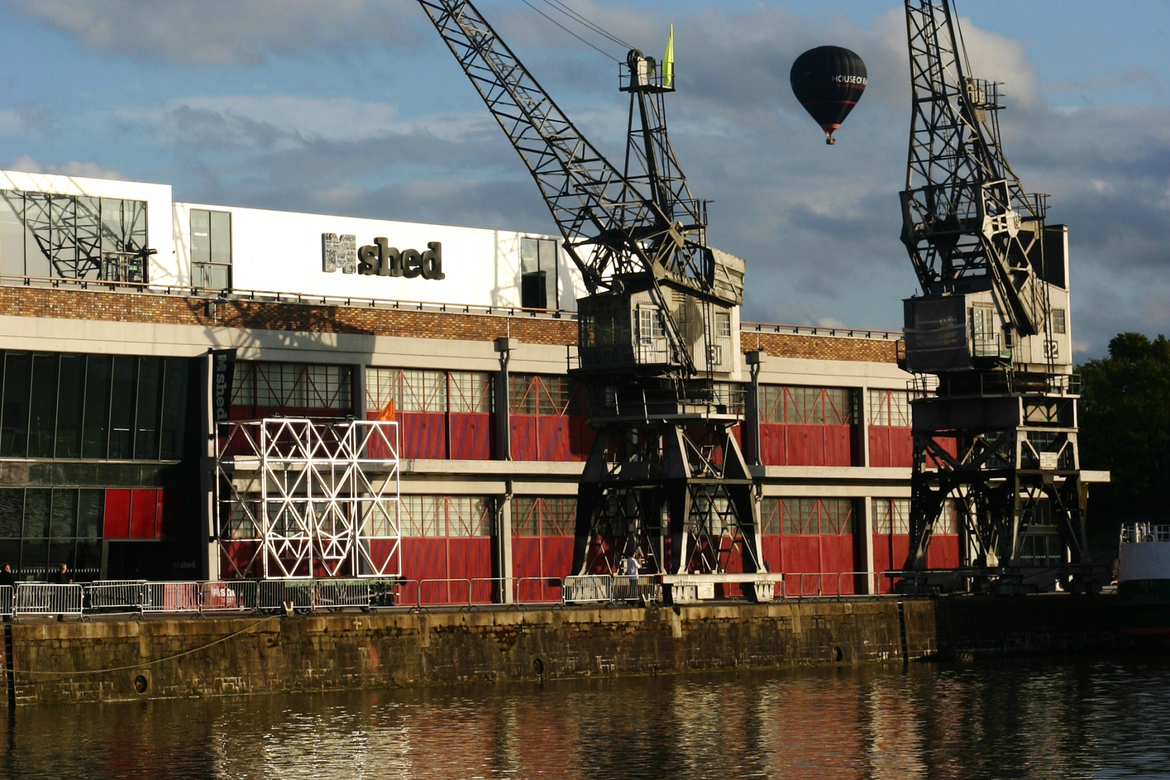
[520,0,621,61]
[544,0,633,51]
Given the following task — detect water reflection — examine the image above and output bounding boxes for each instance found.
[5,656,1170,779]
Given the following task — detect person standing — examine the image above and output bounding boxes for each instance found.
[0,563,14,589]
[49,563,70,584]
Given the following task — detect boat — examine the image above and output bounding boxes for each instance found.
[1117,522,1170,635]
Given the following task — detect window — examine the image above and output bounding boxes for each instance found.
[759,385,857,425]
[512,497,576,537]
[191,209,232,290]
[0,190,147,282]
[873,498,910,535]
[520,237,558,309]
[399,495,491,537]
[715,310,732,338]
[233,362,352,414]
[970,304,998,356]
[0,352,188,461]
[866,389,910,427]
[1051,308,1067,335]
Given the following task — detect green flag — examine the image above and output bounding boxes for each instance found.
[663,24,674,88]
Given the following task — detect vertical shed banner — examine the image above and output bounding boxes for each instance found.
[211,348,237,422]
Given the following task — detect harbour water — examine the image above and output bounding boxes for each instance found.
[5,654,1170,779]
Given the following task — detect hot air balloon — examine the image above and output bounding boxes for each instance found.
[790,46,867,145]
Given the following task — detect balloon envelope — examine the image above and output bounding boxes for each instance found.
[790,46,867,144]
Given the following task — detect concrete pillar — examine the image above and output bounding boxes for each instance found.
[494,489,514,604]
[858,385,871,468]
[198,350,217,581]
[861,496,876,594]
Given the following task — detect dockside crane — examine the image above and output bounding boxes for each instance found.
[416,1,774,600]
[898,0,1096,592]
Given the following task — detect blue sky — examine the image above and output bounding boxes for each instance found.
[1,0,1167,360]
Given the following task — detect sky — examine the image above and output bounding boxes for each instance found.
[0,0,1167,361]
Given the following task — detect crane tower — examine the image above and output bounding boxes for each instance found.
[898,0,1096,591]
[417,1,775,600]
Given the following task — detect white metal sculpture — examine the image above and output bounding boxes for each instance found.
[216,418,400,579]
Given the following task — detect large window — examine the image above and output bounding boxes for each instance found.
[232,362,352,416]
[0,190,148,282]
[520,237,558,309]
[399,495,491,537]
[191,209,232,290]
[866,389,910,427]
[0,488,104,580]
[759,385,856,425]
[0,352,189,460]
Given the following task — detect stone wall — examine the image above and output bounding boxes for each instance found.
[2,595,1130,706]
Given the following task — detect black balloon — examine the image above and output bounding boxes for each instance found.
[790,46,867,144]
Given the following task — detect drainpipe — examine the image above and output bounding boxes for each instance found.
[494,337,517,461]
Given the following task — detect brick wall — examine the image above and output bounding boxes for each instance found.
[0,285,901,363]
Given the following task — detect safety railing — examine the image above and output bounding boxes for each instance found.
[14,583,84,618]
[86,580,149,612]
[1121,523,1170,544]
[144,582,202,614]
[0,572,926,619]
[563,575,614,603]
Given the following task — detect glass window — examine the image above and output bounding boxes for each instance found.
[715,310,732,338]
[520,237,558,309]
[77,490,103,539]
[28,354,59,458]
[511,497,540,537]
[134,357,162,459]
[1051,308,1067,335]
[449,371,492,414]
[159,358,189,459]
[24,489,50,538]
[0,190,24,277]
[0,489,22,537]
[23,193,51,279]
[55,354,85,458]
[82,355,112,458]
[50,489,77,539]
[0,352,31,457]
[191,208,232,290]
[108,355,137,459]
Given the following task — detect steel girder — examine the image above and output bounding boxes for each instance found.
[569,418,765,600]
[905,422,1091,592]
[901,0,1048,337]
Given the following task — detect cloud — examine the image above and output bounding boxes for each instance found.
[6,0,421,66]
[6,155,122,180]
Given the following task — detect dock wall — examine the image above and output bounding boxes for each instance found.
[3,595,1131,706]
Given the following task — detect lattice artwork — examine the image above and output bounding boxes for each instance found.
[216,418,400,579]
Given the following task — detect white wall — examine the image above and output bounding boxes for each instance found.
[174,201,589,310]
[0,170,177,284]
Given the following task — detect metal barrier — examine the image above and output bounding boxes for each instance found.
[0,585,11,617]
[85,580,148,612]
[513,576,564,604]
[14,584,84,618]
[563,575,613,603]
[144,582,201,614]
[315,580,371,611]
[201,580,259,613]
[612,575,661,604]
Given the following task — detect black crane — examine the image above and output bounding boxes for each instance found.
[898,0,1097,592]
[416,1,776,601]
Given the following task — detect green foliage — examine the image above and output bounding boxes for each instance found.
[1078,333,1170,525]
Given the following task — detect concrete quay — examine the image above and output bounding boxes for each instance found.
[1,595,1132,706]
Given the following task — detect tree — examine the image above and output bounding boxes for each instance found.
[1078,333,1170,528]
